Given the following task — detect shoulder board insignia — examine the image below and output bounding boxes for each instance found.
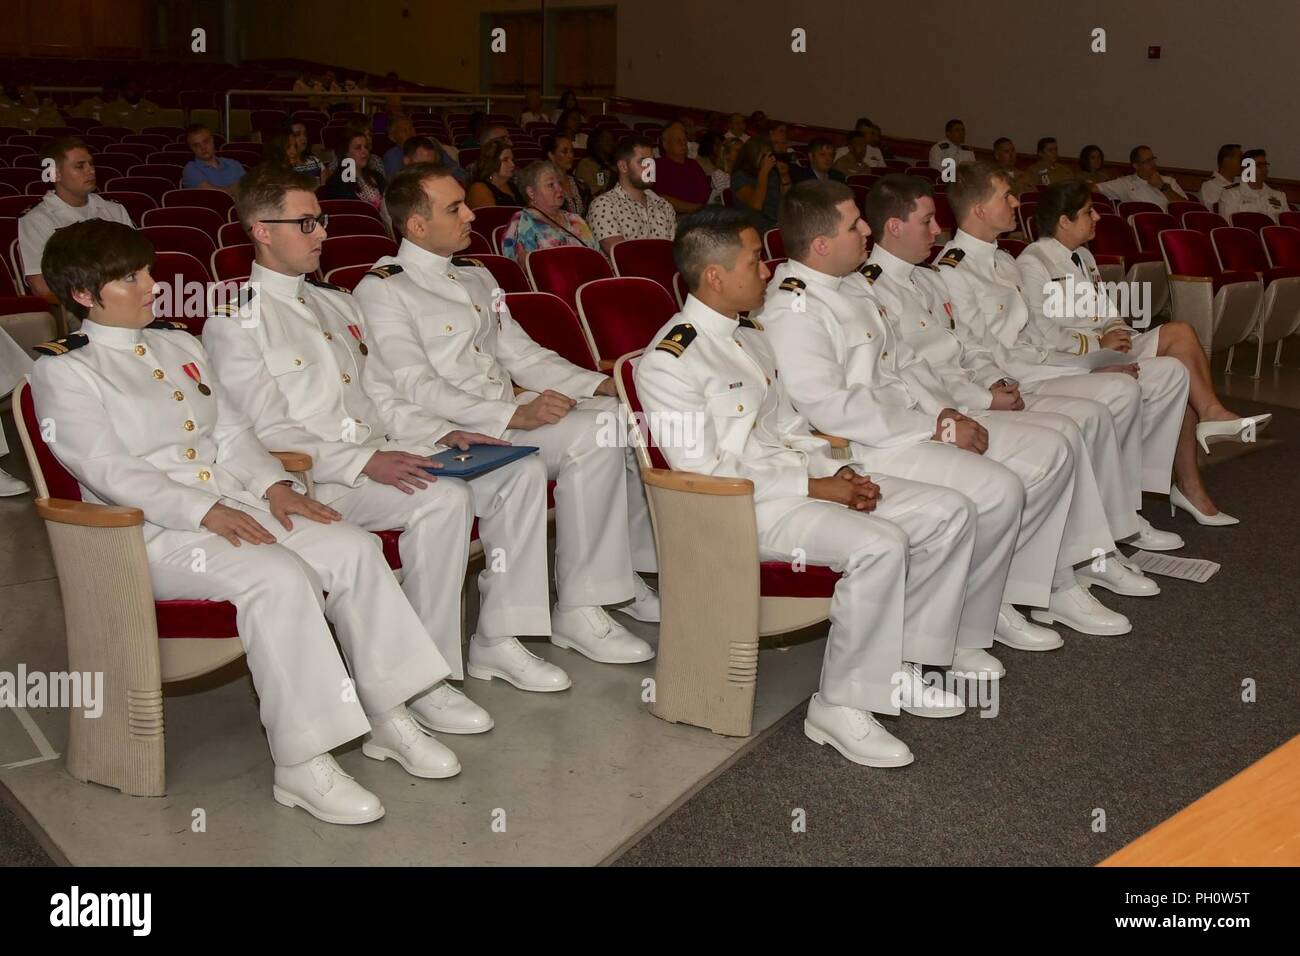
[147,319,188,331]
[365,264,404,279]
[778,276,806,293]
[34,332,89,356]
[451,257,484,268]
[654,323,697,358]
[937,248,966,268]
[921,263,939,271]
[858,262,883,283]
[306,277,349,294]
[738,316,764,331]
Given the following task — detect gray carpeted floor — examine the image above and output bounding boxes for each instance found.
[615,399,1300,866]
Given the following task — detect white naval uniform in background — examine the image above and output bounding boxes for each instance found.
[353,239,656,609]
[1018,238,1162,361]
[929,140,975,171]
[634,296,976,712]
[936,230,1188,501]
[1217,181,1289,223]
[1198,172,1236,211]
[757,259,1031,645]
[1097,174,1188,212]
[30,320,447,766]
[858,245,1118,565]
[202,264,527,681]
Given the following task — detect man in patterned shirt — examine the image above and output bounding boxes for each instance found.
[586,136,677,258]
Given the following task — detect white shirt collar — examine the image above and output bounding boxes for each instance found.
[250,261,305,300]
[81,319,144,347]
[396,237,452,275]
[786,256,843,291]
[951,228,997,263]
[680,294,741,337]
[867,242,919,283]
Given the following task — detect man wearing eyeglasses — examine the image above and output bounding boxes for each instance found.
[1097,145,1188,212]
[204,166,556,760]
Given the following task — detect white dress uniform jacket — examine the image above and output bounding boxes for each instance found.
[1018,238,1160,360]
[31,319,448,765]
[1199,172,1236,211]
[1217,181,1289,223]
[1097,173,1188,212]
[18,192,134,280]
[861,245,1120,565]
[757,258,1031,640]
[202,263,494,675]
[353,239,655,608]
[929,140,975,171]
[937,229,1188,498]
[635,295,976,712]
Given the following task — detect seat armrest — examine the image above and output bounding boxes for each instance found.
[641,468,754,496]
[269,450,313,473]
[35,497,143,528]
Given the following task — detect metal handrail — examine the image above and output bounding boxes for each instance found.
[220,89,608,139]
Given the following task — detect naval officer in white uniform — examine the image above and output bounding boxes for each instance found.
[854,175,1164,637]
[1016,179,1270,526]
[934,163,1190,607]
[32,219,458,825]
[204,166,549,731]
[353,163,661,679]
[635,206,976,768]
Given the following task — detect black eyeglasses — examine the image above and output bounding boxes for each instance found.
[258,214,329,234]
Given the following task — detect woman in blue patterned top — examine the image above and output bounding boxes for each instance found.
[500,161,600,267]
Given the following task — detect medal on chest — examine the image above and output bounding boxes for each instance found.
[181,362,212,395]
[346,324,369,355]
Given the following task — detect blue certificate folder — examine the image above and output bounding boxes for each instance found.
[423,444,540,479]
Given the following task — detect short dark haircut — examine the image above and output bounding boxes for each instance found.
[779,179,856,259]
[402,135,437,158]
[673,206,756,292]
[184,122,210,137]
[613,135,653,166]
[1217,143,1242,166]
[948,161,1013,222]
[1035,179,1093,238]
[1243,148,1267,161]
[864,174,934,239]
[1079,144,1104,172]
[1036,137,1056,155]
[808,137,833,153]
[41,219,155,320]
[945,118,963,134]
[234,164,318,232]
[993,137,1013,151]
[854,116,874,130]
[385,162,456,237]
[1129,144,1151,165]
[42,136,88,166]
[847,130,866,144]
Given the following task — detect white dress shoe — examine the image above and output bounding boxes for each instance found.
[0,467,29,497]
[803,693,914,768]
[362,706,461,779]
[1169,485,1239,526]
[614,574,660,623]
[896,662,966,718]
[995,604,1064,651]
[408,681,494,734]
[1075,557,1160,597]
[467,636,573,692]
[273,754,385,825]
[550,605,655,664]
[950,647,1006,679]
[1031,584,1132,636]
[1196,413,1271,454]
[1127,515,1184,552]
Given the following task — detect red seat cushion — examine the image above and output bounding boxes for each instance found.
[156,599,239,639]
[760,561,842,598]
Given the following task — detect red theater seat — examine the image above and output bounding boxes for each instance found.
[576,276,678,369]
[524,244,613,310]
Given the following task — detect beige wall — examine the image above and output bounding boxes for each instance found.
[614,0,1300,178]
[237,0,611,93]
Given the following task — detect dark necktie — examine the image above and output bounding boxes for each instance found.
[1071,252,1083,272]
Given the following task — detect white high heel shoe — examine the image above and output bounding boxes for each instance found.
[1169,485,1239,526]
[1196,414,1271,454]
